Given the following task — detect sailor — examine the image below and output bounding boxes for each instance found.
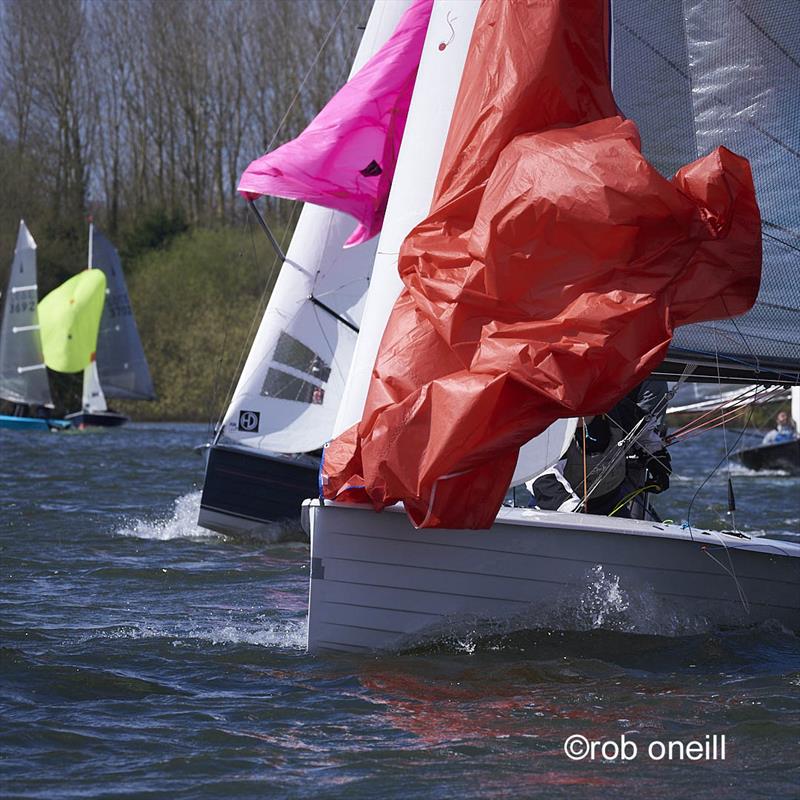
[528,380,671,518]
[762,410,798,445]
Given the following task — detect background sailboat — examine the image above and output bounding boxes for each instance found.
[0,221,71,431]
[65,222,155,428]
[198,0,426,539]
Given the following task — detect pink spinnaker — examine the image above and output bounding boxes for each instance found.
[238,0,433,247]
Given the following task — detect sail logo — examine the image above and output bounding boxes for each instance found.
[238,410,260,432]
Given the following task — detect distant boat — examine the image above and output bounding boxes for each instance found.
[732,387,800,474]
[64,221,155,428]
[0,221,71,431]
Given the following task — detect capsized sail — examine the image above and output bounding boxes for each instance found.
[237,0,433,247]
[39,269,107,374]
[322,0,761,529]
[91,228,155,399]
[0,221,53,407]
[218,0,416,456]
[614,0,800,383]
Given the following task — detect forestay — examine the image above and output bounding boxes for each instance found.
[219,0,415,455]
[613,0,800,384]
[0,221,52,407]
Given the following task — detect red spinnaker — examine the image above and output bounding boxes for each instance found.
[322,0,761,528]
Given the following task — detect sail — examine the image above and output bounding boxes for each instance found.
[238,0,433,247]
[0,221,53,407]
[218,0,416,456]
[613,0,800,384]
[322,0,762,529]
[333,0,483,438]
[91,229,155,400]
[330,0,572,489]
[38,270,107,374]
[82,359,109,413]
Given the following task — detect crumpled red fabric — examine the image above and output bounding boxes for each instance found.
[322,0,762,529]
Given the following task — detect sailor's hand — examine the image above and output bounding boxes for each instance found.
[646,448,671,494]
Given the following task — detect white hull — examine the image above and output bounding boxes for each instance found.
[305,501,800,652]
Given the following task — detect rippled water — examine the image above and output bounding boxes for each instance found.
[1,423,798,799]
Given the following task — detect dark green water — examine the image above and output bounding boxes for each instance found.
[1,423,798,799]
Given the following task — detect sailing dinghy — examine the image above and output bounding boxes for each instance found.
[732,386,800,474]
[0,221,71,431]
[198,0,431,538]
[64,222,155,427]
[304,0,800,652]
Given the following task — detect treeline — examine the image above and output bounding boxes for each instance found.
[1,0,368,237]
[0,0,369,418]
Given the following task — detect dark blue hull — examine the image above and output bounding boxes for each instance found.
[64,410,129,428]
[734,438,800,474]
[198,444,319,539]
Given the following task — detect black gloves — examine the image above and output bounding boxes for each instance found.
[646,448,671,494]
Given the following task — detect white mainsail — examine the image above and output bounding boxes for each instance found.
[0,221,53,408]
[217,0,414,456]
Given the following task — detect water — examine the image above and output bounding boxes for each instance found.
[1,424,798,799]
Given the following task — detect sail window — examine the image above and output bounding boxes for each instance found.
[261,368,325,405]
[273,331,331,382]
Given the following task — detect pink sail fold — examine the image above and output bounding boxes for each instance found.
[238,0,433,247]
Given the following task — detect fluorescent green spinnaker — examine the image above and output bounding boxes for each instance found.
[38,269,107,373]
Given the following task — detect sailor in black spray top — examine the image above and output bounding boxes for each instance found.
[529,380,671,518]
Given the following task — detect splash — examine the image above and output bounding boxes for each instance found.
[116,492,221,541]
[400,564,713,653]
[576,565,631,628]
[725,462,790,477]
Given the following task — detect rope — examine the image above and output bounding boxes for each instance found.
[581,417,588,511]
[609,483,659,517]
